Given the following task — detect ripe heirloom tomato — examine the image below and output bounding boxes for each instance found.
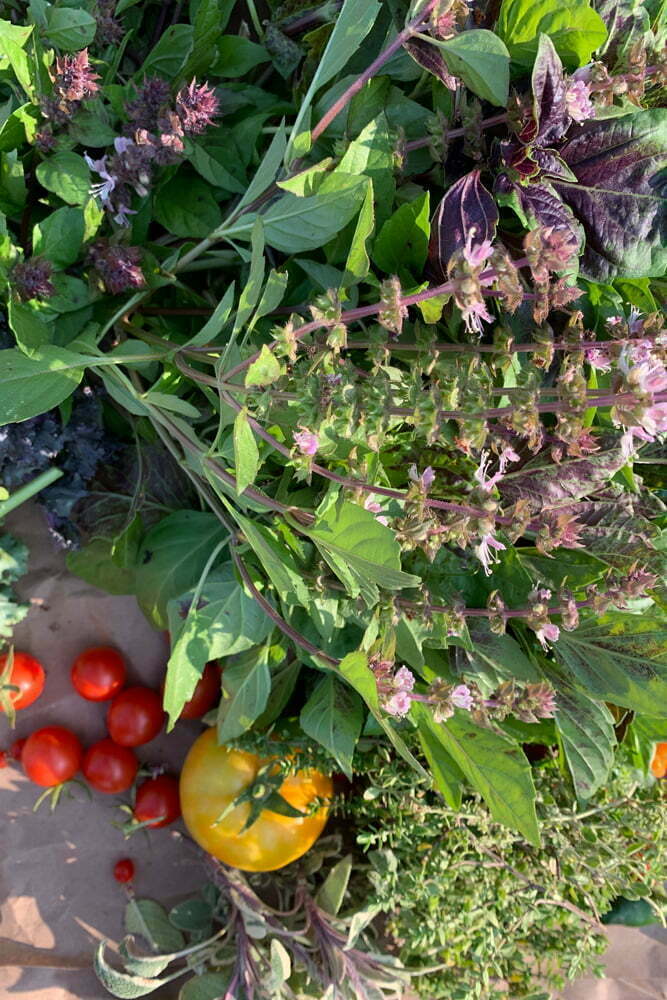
[179,728,333,872]
[134,775,181,828]
[113,858,135,884]
[650,741,667,779]
[0,651,45,712]
[179,662,222,720]
[22,726,83,787]
[107,686,164,747]
[83,738,138,794]
[71,647,126,701]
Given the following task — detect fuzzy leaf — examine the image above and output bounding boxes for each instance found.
[553,611,667,717]
[179,974,231,1000]
[94,941,170,999]
[555,110,667,280]
[413,704,464,809]
[125,899,185,953]
[428,170,498,282]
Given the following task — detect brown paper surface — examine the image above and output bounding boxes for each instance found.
[0,504,208,999]
[1,505,665,999]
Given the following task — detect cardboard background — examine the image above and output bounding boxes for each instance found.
[1,504,665,998]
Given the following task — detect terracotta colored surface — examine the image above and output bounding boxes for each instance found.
[1,505,665,998]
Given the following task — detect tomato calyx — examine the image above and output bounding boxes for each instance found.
[0,650,21,725]
[216,758,319,833]
[32,778,91,813]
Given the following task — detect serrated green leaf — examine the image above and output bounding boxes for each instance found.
[553,611,667,717]
[233,409,260,495]
[217,645,272,741]
[300,673,364,778]
[372,192,430,278]
[497,0,608,68]
[135,511,228,628]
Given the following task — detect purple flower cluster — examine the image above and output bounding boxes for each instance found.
[12,258,55,301]
[88,241,145,295]
[41,49,100,127]
[370,658,415,717]
[84,77,220,226]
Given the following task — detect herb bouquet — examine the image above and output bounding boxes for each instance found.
[0,0,666,967]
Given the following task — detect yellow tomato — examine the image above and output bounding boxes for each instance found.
[179,728,333,872]
[650,741,667,779]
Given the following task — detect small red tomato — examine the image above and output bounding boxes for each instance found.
[180,662,222,720]
[71,647,126,702]
[134,775,181,828]
[113,858,135,884]
[0,651,45,712]
[83,738,138,794]
[107,687,164,747]
[9,737,26,761]
[22,726,83,787]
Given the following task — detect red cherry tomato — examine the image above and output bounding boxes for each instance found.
[107,687,164,747]
[0,652,45,712]
[9,737,26,761]
[83,738,138,794]
[113,858,135,883]
[180,662,222,720]
[71,647,126,702]
[22,726,83,787]
[134,775,181,828]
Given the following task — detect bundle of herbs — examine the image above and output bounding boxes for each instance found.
[0,0,666,993]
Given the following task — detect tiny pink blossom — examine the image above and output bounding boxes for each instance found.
[462,298,494,336]
[394,667,416,692]
[628,306,644,336]
[463,227,494,269]
[585,347,612,372]
[294,428,319,456]
[385,691,413,717]
[565,79,595,123]
[451,684,474,710]
[535,623,560,649]
[364,496,389,526]
[474,450,504,492]
[475,533,506,575]
[409,465,435,492]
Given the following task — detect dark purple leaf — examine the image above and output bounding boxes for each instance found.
[428,169,498,281]
[554,109,667,280]
[499,440,627,513]
[404,37,457,90]
[531,34,570,146]
[518,181,582,245]
[532,148,576,181]
[499,138,541,181]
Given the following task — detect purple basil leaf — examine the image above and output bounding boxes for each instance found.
[531,34,570,146]
[532,148,577,181]
[499,439,628,513]
[518,181,582,245]
[554,109,667,280]
[428,169,499,281]
[404,37,457,90]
